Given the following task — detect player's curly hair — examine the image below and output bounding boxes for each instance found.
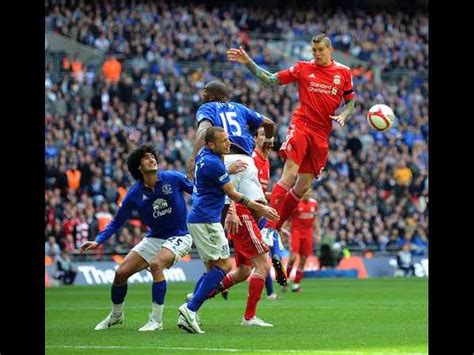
[127,144,159,181]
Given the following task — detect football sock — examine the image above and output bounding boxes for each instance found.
[193,273,206,295]
[286,266,293,280]
[275,188,302,230]
[152,280,167,305]
[265,273,274,296]
[267,182,290,228]
[294,269,304,284]
[188,267,226,312]
[152,303,163,321]
[244,273,265,320]
[111,283,128,309]
[221,273,236,290]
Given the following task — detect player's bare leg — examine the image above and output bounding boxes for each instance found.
[292,255,307,293]
[139,247,175,331]
[95,251,148,330]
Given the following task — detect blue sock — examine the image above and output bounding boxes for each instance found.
[271,231,283,259]
[193,273,206,295]
[188,267,226,312]
[265,273,274,296]
[111,284,128,304]
[258,217,267,230]
[152,280,167,305]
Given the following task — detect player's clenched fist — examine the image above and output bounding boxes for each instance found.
[227,46,251,64]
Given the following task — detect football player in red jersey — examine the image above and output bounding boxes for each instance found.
[228,34,355,232]
[280,190,321,292]
[252,127,287,298]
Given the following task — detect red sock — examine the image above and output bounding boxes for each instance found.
[275,188,302,230]
[286,266,293,280]
[221,273,236,290]
[267,182,290,229]
[294,269,304,284]
[244,273,265,320]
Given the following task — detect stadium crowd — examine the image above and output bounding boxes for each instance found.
[45,0,428,73]
[45,0,428,260]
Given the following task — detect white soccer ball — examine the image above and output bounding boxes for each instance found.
[367,104,395,132]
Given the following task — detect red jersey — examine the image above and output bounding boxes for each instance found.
[277,59,355,137]
[290,198,319,233]
[252,149,270,194]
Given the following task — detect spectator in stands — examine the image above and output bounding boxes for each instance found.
[45,236,61,259]
[396,243,415,277]
[55,249,78,285]
[102,54,122,84]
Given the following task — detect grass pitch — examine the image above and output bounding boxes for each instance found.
[46,278,427,354]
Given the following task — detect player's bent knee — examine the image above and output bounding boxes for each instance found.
[149,260,164,275]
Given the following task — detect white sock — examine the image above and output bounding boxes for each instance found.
[152,303,163,321]
[112,303,124,316]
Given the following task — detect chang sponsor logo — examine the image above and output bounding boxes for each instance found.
[152,198,172,218]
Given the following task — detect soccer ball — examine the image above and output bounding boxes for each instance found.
[367,104,395,132]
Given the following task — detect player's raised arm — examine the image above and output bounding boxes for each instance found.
[227,46,280,86]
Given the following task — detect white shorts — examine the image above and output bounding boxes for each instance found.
[187,223,230,262]
[224,154,266,204]
[131,234,193,265]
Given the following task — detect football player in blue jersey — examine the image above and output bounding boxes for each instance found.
[177,127,279,334]
[80,144,196,332]
[187,80,275,221]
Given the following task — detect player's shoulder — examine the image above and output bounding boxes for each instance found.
[333,60,351,72]
[229,101,247,111]
[161,170,185,180]
[308,197,318,204]
[124,181,140,198]
[198,101,217,109]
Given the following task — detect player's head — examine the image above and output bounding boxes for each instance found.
[127,144,159,181]
[201,80,228,103]
[205,126,230,154]
[254,126,273,156]
[311,34,333,66]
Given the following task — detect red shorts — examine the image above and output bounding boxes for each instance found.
[229,204,269,267]
[290,231,313,257]
[280,123,329,177]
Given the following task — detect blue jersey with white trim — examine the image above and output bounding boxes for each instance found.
[95,170,193,244]
[187,147,231,223]
[196,101,264,156]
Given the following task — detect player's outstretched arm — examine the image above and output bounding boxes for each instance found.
[221,182,279,221]
[79,241,99,253]
[227,46,280,86]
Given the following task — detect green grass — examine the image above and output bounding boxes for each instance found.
[46,278,428,354]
